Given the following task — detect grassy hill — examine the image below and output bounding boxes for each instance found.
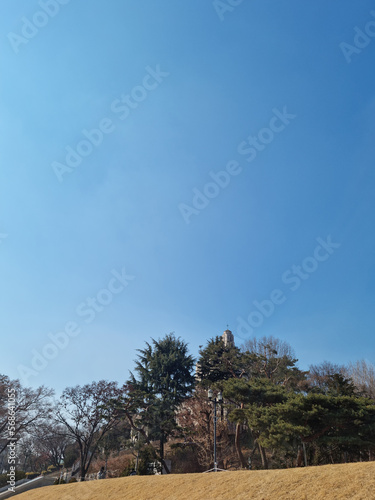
[15,462,375,500]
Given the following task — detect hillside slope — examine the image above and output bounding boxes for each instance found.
[15,462,375,500]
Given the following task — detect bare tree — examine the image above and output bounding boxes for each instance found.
[0,374,54,454]
[177,387,232,470]
[307,361,346,392]
[55,380,122,481]
[345,359,375,400]
[241,336,303,386]
[242,336,296,361]
[17,434,50,473]
[33,422,73,468]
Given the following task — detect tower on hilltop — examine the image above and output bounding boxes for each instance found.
[222,328,234,348]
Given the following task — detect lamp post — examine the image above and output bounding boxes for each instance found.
[135,431,140,472]
[208,389,223,472]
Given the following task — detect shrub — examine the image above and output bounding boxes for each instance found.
[120,460,136,477]
[89,454,134,478]
[53,478,66,485]
[0,471,26,488]
[168,443,202,473]
[68,477,77,483]
[25,472,39,479]
[137,446,161,475]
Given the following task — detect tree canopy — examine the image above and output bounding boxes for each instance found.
[121,333,195,472]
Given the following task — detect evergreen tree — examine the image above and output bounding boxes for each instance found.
[240,392,375,467]
[125,333,195,472]
[224,378,288,469]
[197,336,250,386]
[196,336,253,468]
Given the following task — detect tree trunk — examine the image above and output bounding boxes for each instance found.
[160,434,164,462]
[302,442,308,467]
[79,456,88,481]
[79,467,87,481]
[79,443,88,481]
[258,443,268,469]
[297,446,304,467]
[159,434,170,473]
[125,410,171,473]
[235,422,247,469]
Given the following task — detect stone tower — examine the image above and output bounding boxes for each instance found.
[222,328,234,348]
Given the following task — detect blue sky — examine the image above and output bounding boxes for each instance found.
[0,0,374,394]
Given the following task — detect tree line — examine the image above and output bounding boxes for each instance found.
[1,333,375,481]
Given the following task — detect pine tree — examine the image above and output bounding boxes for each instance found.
[197,336,249,386]
[126,333,195,472]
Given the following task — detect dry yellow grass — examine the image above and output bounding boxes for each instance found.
[15,462,375,500]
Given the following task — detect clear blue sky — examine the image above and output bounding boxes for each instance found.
[1,1,374,394]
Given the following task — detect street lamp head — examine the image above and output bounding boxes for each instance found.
[217,392,223,402]
[208,389,213,400]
